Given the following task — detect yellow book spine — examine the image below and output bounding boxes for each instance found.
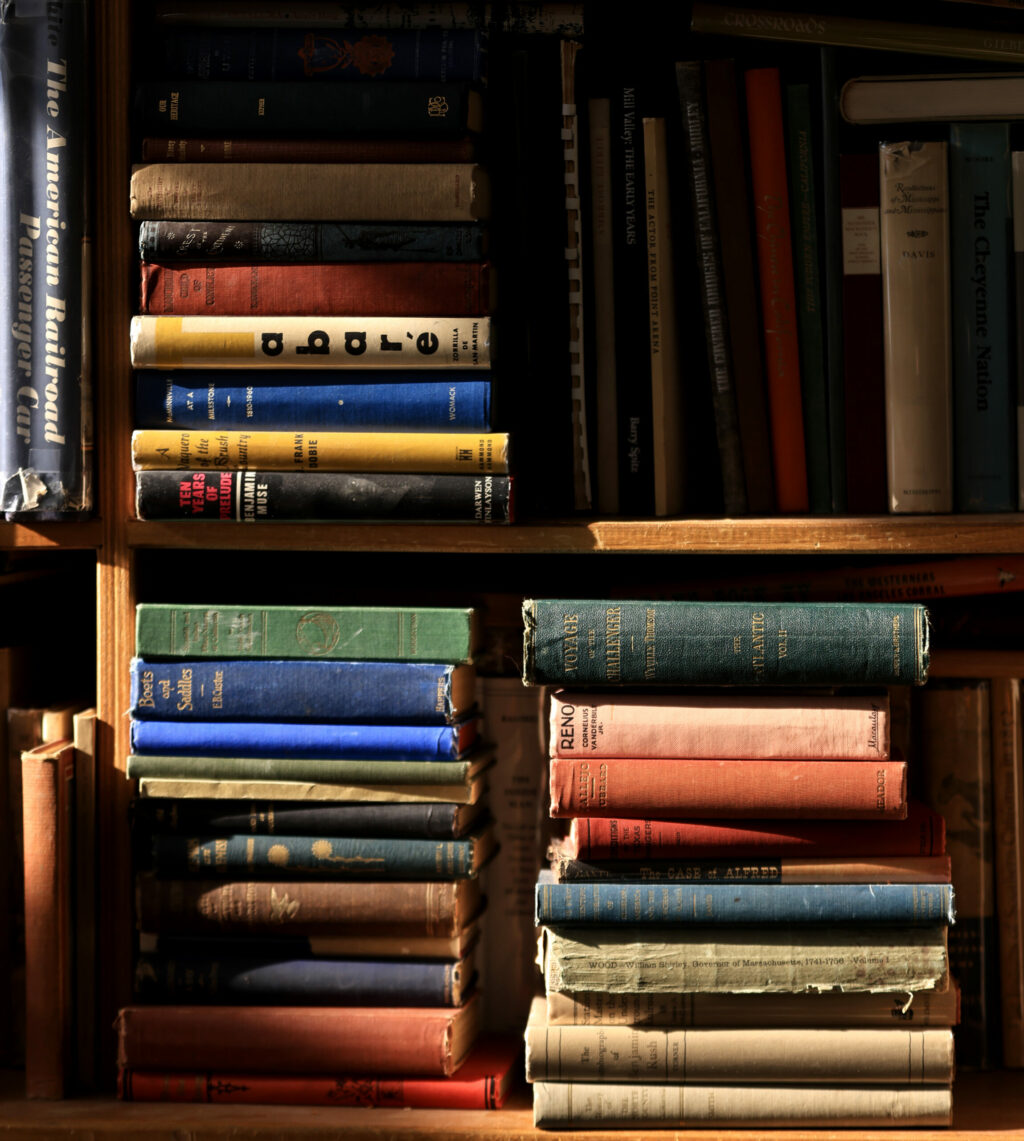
[131,430,510,473]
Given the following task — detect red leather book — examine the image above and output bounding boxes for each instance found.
[117,1032,521,1107]
[744,66,809,513]
[140,261,493,317]
[116,996,481,1076]
[141,136,477,163]
[564,801,946,860]
[549,757,907,819]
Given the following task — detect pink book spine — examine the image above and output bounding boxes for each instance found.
[549,758,907,820]
[549,692,888,760]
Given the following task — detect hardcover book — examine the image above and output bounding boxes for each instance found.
[139,137,479,163]
[136,774,488,805]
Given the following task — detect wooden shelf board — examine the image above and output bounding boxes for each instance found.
[123,515,1024,555]
[0,522,102,550]
[0,1072,1020,1140]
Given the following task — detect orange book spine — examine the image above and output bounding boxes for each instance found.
[549,692,888,760]
[549,758,907,820]
[140,262,492,317]
[744,67,808,512]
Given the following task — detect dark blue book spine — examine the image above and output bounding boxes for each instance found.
[129,658,470,723]
[134,373,492,431]
[950,122,1016,512]
[149,832,484,878]
[134,469,513,522]
[0,0,90,519]
[133,799,468,838]
[535,881,955,925]
[129,719,472,760]
[134,953,462,1004]
[158,26,487,83]
[137,221,487,263]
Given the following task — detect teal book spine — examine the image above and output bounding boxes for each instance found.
[535,880,955,926]
[784,81,831,514]
[125,755,482,784]
[150,830,491,879]
[135,604,478,662]
[522,599,929,686]
[950,122,1016,511]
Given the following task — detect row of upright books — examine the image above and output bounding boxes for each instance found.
[116,602,520,1106]
[128,7,511,523]
[520,599,957,1128]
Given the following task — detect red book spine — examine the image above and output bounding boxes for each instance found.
[744,67,808,513]
[568,801,945,859]
[140,136,478,163]
[549,758,907,820]
[139,262,492,317]
[116,1000,478,1076]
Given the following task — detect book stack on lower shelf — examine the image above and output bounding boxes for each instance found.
[128,9,510,523]
[115,602,519,1108]
[521,598,958,1129]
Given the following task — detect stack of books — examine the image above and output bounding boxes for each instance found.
[521,598,958,1129]
[127,11,510,523]
[116,601,519,1108]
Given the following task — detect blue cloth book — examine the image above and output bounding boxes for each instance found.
[129,719,478,760]
[129,658,476,723]
[535,878,956,926]
[134,373,493,431]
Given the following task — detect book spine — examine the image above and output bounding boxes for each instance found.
[129,720,472,760]
[525,1023,954,1083]
[703,58,774,513]
[542,925,949,994]
[129,658,468,722]
[132,798,468,837]
[1014,152,1024,509]
[545,985,960,1027]
[919,680,1000,1068]
[609,83,655,514]
[140,137,479,163]
[643,116,685,516]
[137,777,480,805]
[587,97,619,514]
[150,833,484,879]
[548,758,908,819]
[134,375,493,432]
[135,470,512,523]
[20,743,74,1097]
[549,692,889,760]
[158,27,486,82]
[134,954,465,1005]
[115,1003,471,1076]
[839,152,888,513]
[136,877,474,935]
[522,599,930,686]
[119,1067,500,1108]
[135,603,477,661]
[138,221,486,262]
[879,141,953,513]
[130,430,508,474]
[125,756,474,784]
[136,80,479,137]
[555,855,953,885]
[535,881,953,925]
[688,2,1024,64]
[784,81,830,514]
[0,0,90,519]
[568,803,946,858]
[676,61,746,516]
[139,262,493,318]
[989,677,1024,1065]
[950,123,1016,511]
[532,1081,952,1129]
[129,163,490,223]
[744,67,809,513]
[129,316,491,370]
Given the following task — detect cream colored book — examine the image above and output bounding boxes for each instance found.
[137,775,486,805]
[129,162,491,221]
[879,141,953,513]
